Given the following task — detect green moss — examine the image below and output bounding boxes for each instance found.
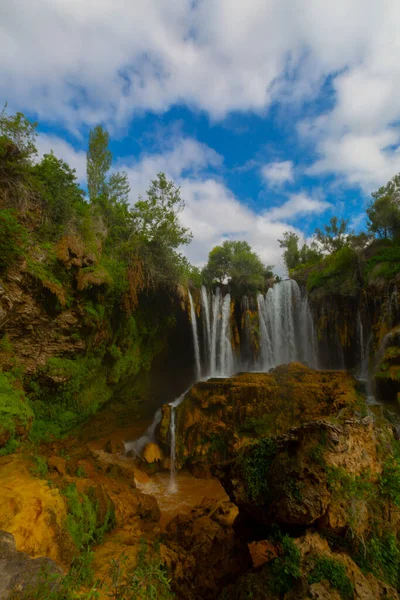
[0,371,33,440]
[356,533,400,589]
[31,454,49,477]
[308,556,354,599]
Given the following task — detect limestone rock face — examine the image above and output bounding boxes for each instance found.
[159,363,359,472]
[161,498,251,600]
[0,530,62,600]
[217,416,383,534]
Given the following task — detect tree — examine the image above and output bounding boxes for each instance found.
[33,151,85,235]
[86,125,112,202]
[314,217,352,253]
[367,175,400,239]
[132,173,192,249]
[0,104,37,164]
[202,240,266,291]
[299,241,323,265]
[278,232,301,273]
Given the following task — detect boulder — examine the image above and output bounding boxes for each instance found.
[0,530,62,599]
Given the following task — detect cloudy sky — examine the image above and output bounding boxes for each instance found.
[2,0,400,270]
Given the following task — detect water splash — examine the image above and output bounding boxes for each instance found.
[124,409,162,457]
[188,291,201,381]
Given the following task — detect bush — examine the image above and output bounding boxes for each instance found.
[268,535,301,595]
[0,371,33,441]
[63,483,115,552]
[307,246,359,296]
[0,209,27,272]
[308,556,354,599]
[365,245,400,280]
[31,454,48,477]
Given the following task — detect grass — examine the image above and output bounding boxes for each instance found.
[308,556,354,599]
[240,437,276,503]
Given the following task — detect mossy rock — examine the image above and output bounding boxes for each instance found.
[0,372,33,446]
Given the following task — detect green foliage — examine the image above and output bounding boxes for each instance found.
[0,209,27,272]
[0,437,20,456]
[33,151,85,239]
[268,535,301,595]
[306,246,359,296]
[63,483,114,552]
[278,231,301,273]
[365,245,400,280]
[308,556,354,599]
[108,539,174,599]
[0,104,37,164]
[315,217,352,253]
[31,454,49,477]
[380,454,400,507]
[132,173,192,249]
[240,414,273,437]
[367,173,400,240]
[76,465,87,478]
[241,437,276,503]
[87,124,112,201]
[0,371,33,439]
[202,240,266,292]
[358,533,400,588]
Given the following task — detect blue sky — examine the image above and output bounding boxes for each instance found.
[2,0,400,271]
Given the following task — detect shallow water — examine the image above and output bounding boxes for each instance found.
[136,471,228,530]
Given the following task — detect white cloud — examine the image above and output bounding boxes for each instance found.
[0,0,398,140]
[261,161,294,186]
[119,138,305,272]
[265,193,330,221]
[36,133,87,181]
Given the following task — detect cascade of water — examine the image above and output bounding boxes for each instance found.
[258,280,317,369]
[357,311,368,380]
[168,392,186,493]
[210,287,221,376]
[188,291,201,381]
[201,285,212,374]
[124,409,162,457]
[219,293,234,376]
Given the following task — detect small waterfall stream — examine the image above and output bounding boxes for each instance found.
[168,392,186,493]
[188,291,201,381]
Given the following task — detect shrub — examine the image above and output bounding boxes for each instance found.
[0,371,33,441]
[108,539,174,600]
[63,483,115,552]
[307,246,359,297]
[268,535,301,595]
[31,454,48,477]
[0,209,27,272]
[308,556,354,599]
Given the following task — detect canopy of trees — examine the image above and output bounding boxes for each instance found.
[202,240,271,292]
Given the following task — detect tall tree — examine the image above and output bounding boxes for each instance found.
[86,125,112,202]
[278,232,300,273]
[132,172,192,249]
[367,174,400,239]
[202,240,266,291]
[314,217,351,253]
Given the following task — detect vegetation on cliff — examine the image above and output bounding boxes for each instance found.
[0,106,198,446]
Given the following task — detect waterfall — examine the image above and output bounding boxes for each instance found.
[210,287,221,376]
[357,311,368,380]
[257,280,317,370]
[188,291,201,381]
[201,285,212,374]
[168,392,186,494]
[219,293,234,376]
[124,409,162,457]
